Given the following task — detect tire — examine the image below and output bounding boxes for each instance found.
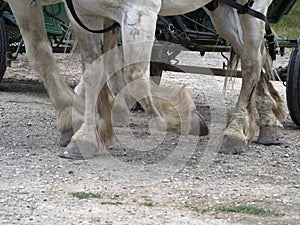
[0,16,8,82]
[286,39,300,126]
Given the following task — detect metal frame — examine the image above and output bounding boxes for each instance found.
[2,1,72,64]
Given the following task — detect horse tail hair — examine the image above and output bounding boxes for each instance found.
[223,48,239,94]
[97,82,113,147]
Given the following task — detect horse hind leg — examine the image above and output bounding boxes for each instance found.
[57,12,121,147]
[207,1,279,153]
[61,56,113,159]
[220,16,265,154]
[59,19,117,159]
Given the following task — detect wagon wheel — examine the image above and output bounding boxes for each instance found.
[286,39,300,126]
[0,16,8,82]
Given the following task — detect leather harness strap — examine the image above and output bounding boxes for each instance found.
[205,0,219,11]
[65,0,119,34]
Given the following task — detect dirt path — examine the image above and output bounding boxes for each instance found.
[0,52,299,224]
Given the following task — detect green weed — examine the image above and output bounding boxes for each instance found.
[100,201,123,206]
[70,192,101,200]
[214,205,277,216]
[141,200,154,207]
[186,204,281,217]
[272,1,300,38]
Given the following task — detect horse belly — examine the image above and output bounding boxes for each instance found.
[159,0,211,16]
[71,0,161,22]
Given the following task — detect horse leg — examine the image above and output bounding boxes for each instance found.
[7,1,84,134]
[225,45,287,145]
[61,50,113,159]
[58,16,117,158]
[219,32,259,153]
[256,52,287,144]
[206,4,263,153]
[149,81,209,136]
[101,23,135,128]
[119,7,167,133]
[220,11,268,154]
[58,5,128,142]
[57,11,107,147]
[206,2,282,153]
[120,6,206,136]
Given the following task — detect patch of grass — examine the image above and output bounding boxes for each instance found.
[140,196,155,207]
[185,204,281,217]
[271,1,300,38]
[214,205,277,216]
[70,192,102,200]
[70,192,124,205]
[100,201,123,206]
[141,200,154,207]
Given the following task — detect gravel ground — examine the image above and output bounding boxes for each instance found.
[0,51,299,225]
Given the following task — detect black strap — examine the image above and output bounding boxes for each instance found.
[65,0,119,34]
[205,0,219,12]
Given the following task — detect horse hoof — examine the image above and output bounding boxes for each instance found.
[189,110,209,136]
[59,130,74,147]
[218,135,247,154]
[256,126,284,145]
[58,140,98,160]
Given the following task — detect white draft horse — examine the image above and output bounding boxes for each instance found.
[5,0,287,159]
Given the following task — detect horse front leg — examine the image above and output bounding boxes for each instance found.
[121,5,207,136]
[6,1,84,136]
[120,8,166,132]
